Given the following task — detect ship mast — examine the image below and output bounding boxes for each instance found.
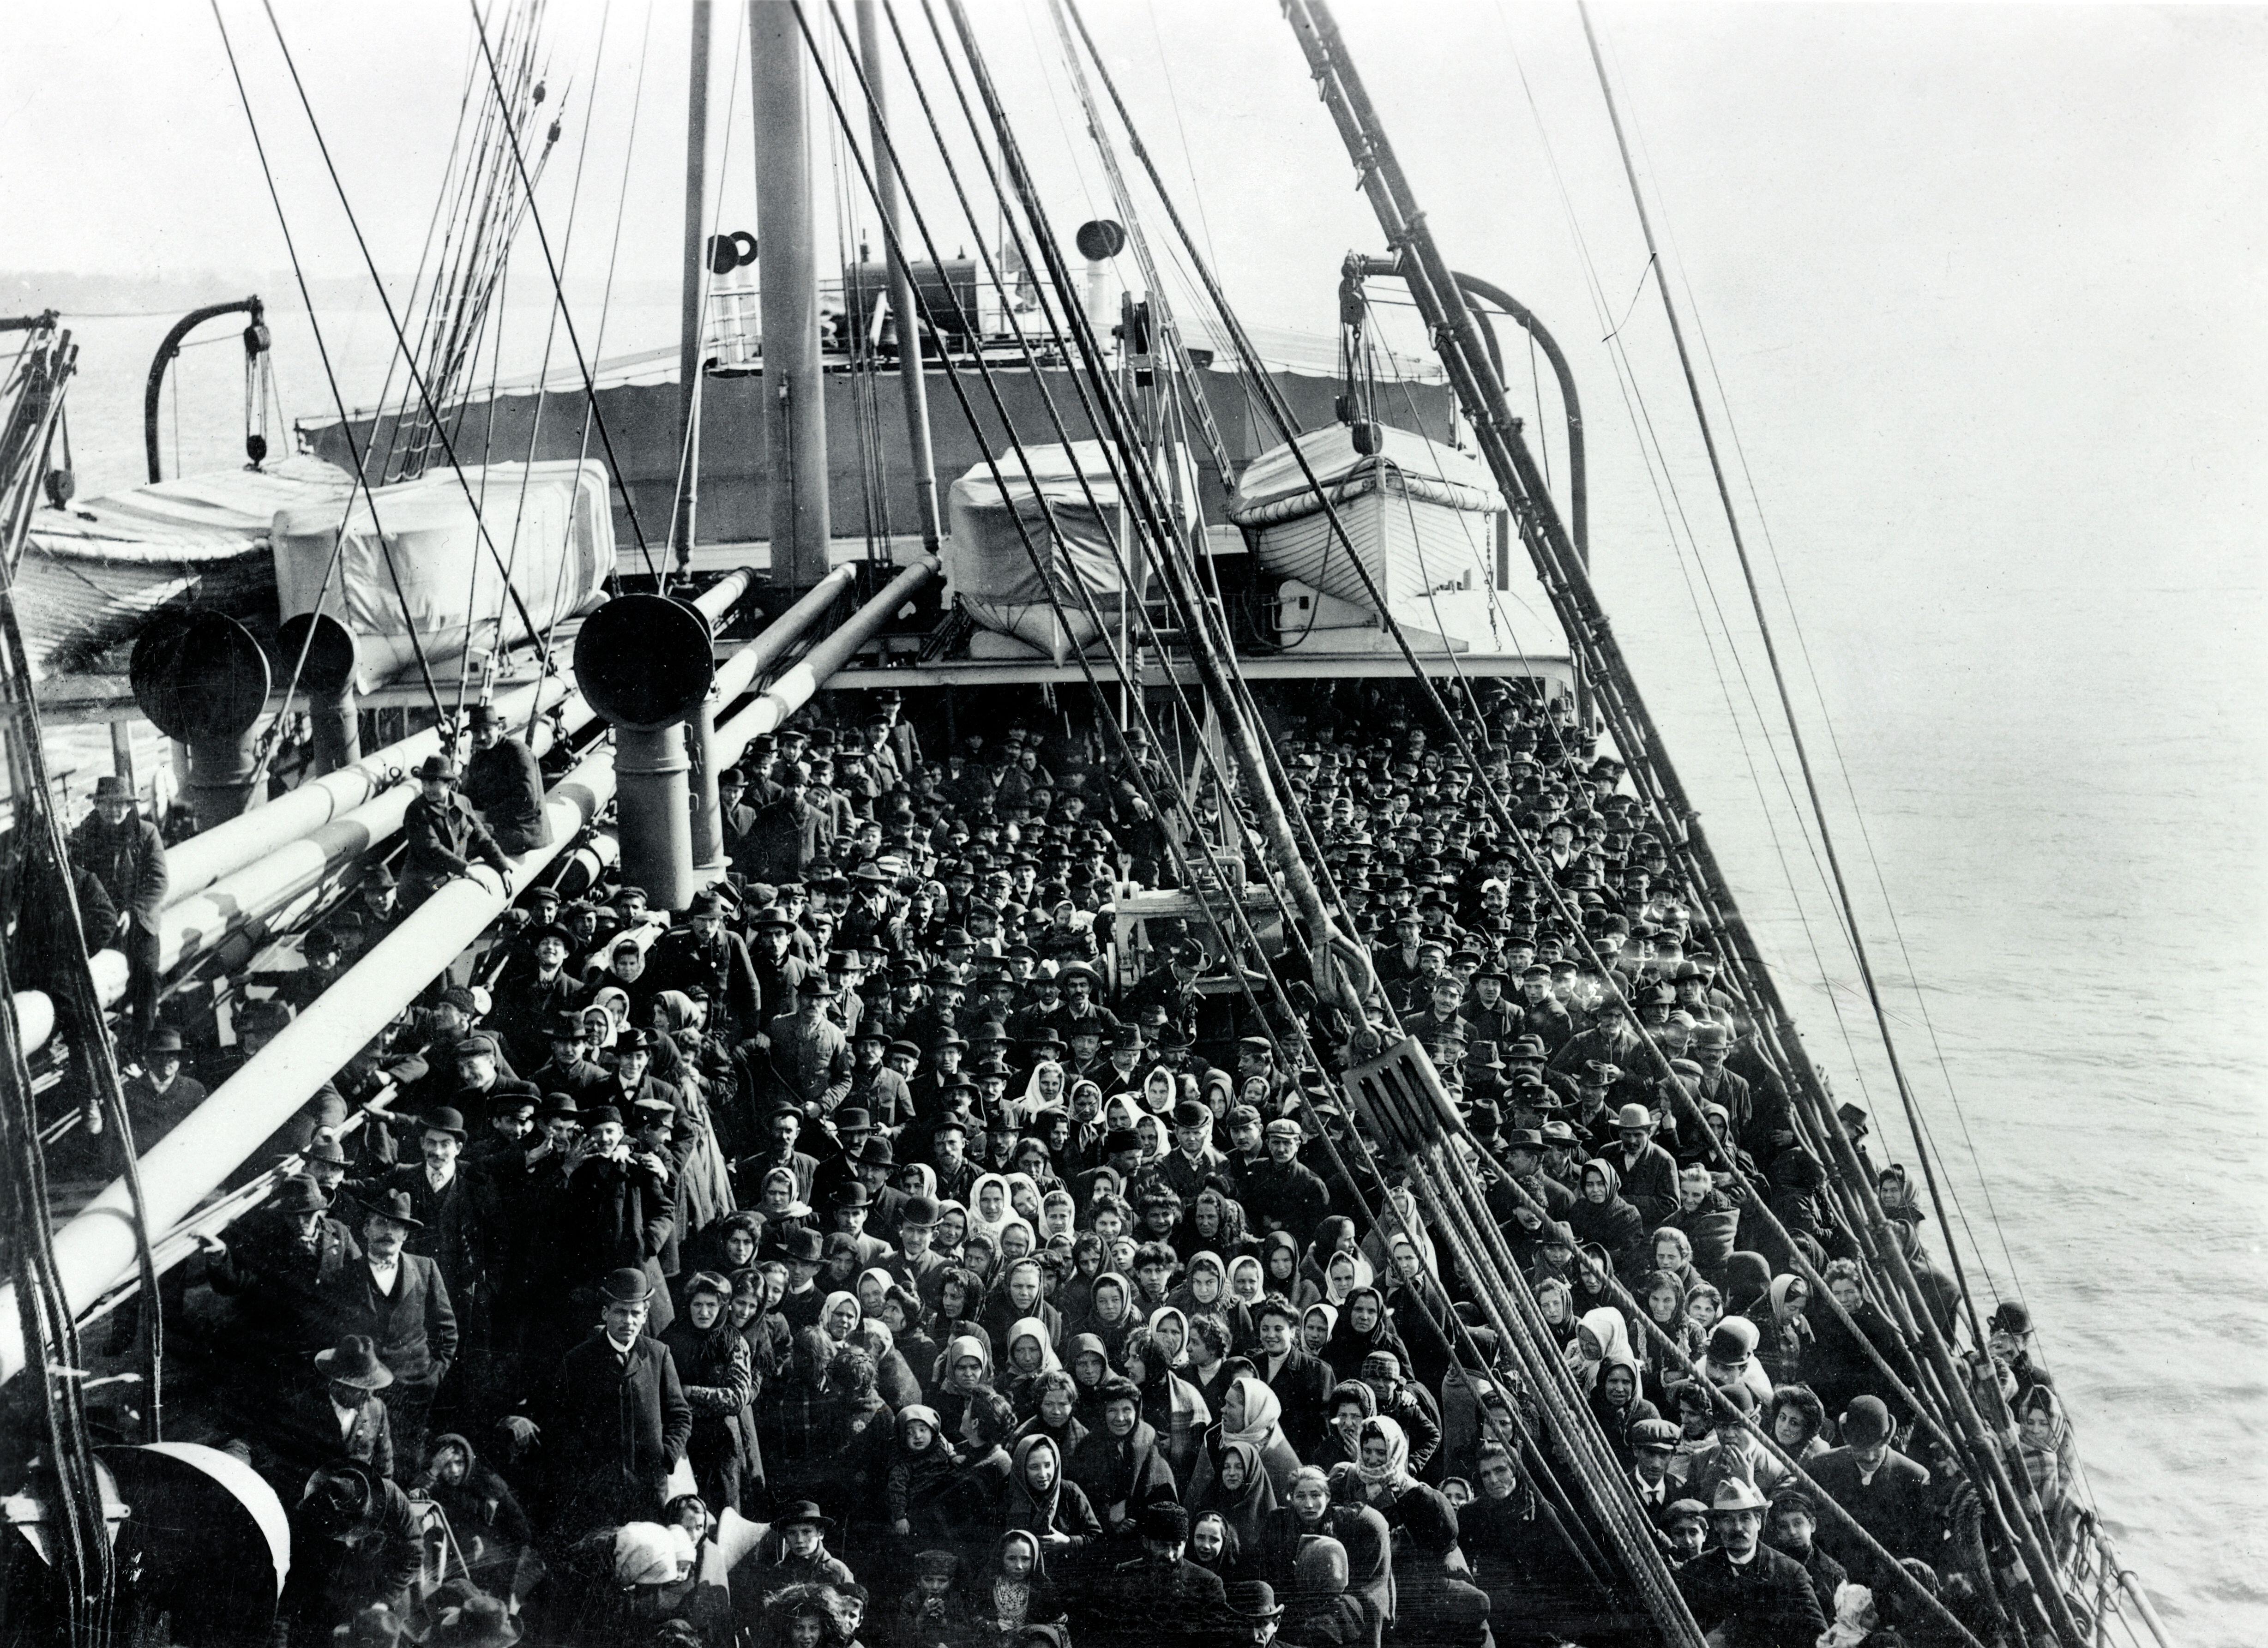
[748,0,832,589]
[675,0,714,571]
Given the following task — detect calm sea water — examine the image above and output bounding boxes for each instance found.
[44,306,2268,1642]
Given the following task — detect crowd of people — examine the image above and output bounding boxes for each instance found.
[106,678,2074,1648]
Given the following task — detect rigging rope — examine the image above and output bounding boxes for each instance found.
[209,0,450,728]
[1570,0,2002,1376]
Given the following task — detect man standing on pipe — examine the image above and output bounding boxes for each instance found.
[71,772,168,1051]
[401,756,513,916]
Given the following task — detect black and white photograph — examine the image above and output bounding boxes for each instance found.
[0,2,2255,1645]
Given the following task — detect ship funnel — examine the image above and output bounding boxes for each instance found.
[573,593,716,911]
[130,610,271,828]
[275,611,360,776]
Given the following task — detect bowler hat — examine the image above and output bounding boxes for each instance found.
[420,1107,468,1142]
[1227,1581,1285,1621]
[1840,1395,1894,1448]
[315,1334,395,1391]
[601,1266,654,1305]
[1615,1103,1654,1130]
[901,1195,940,1227]
[783,1228,824,1263]
[826,1181,872,1210]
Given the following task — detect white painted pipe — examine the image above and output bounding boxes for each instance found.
[160,570,756,906]
[0,740,619,1383]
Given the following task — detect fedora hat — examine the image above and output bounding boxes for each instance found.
[772,1500,835,1533]
[315,1334,395,1391]
[1709,1478,1771,1515]
[366,1189,423,1229]
[272,1173,331,1214]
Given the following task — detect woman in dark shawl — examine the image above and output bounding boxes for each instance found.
[1065,1375,1179,1545]
[660,1270,757,1514]
[1567,1157,1648,1277]
[1187,1436,1280,1554]
[1321,1285,1408,1383]
[1003,1433,1104,1559]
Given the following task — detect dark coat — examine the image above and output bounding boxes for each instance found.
[1674,1544,1829,1648]
[462,735,551,855]
[1241,1158,1332,1247]
[207,1208,363,1371]
[1256,1344,1337,1462]
[1807,1445,1935,1585]
[558,1151,676,1283]
[314,1252,458,1392]
[548,1329,693,1534]
[71,808,168,931]
[359,1162,481,1304]
[402,792,508,888]
[261,1385,395,1486]
[647,928,763,1034]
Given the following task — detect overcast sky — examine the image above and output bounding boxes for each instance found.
[6,1,2263,595]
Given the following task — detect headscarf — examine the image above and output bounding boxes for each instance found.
[1569,1305,1635,1389]
[821,1290,864,1345]
[1320,1249,1375,1306]
[969,1173,1014,1243]
[897,1402,944,1448]
[1135,1114,1168,1162]
[1222,1373,1287,1452]
[1004,1172,1045,1223]
[1040,1189,1078,1241]
[1139,1065,1178,1113]
[1007,1317,1063,1378]
[935,1199,971,1256]
[857,1265,898,1311]
[1014,1064,1066,1126]
[1766,1273,1809,1327]
[1295,1533,1348,1599]
[1182,1251,1229,1308]
[1331,1495,1398,1638]
[1227,1255,1266,1305]
[585,989,627,1049]
[1146,1305,1191,1364]
[1324,1287,1407,1381]
[1355,1414,1414,1497]
[1101,1093,1142,1135]
[1197,1436,1279,1550]
[1008,1434,1065,1527]
[944,1333,993,1390]
[900,1162,939,1203]
[995,1216,1038,1263]
[1302,1302,1339,1352]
